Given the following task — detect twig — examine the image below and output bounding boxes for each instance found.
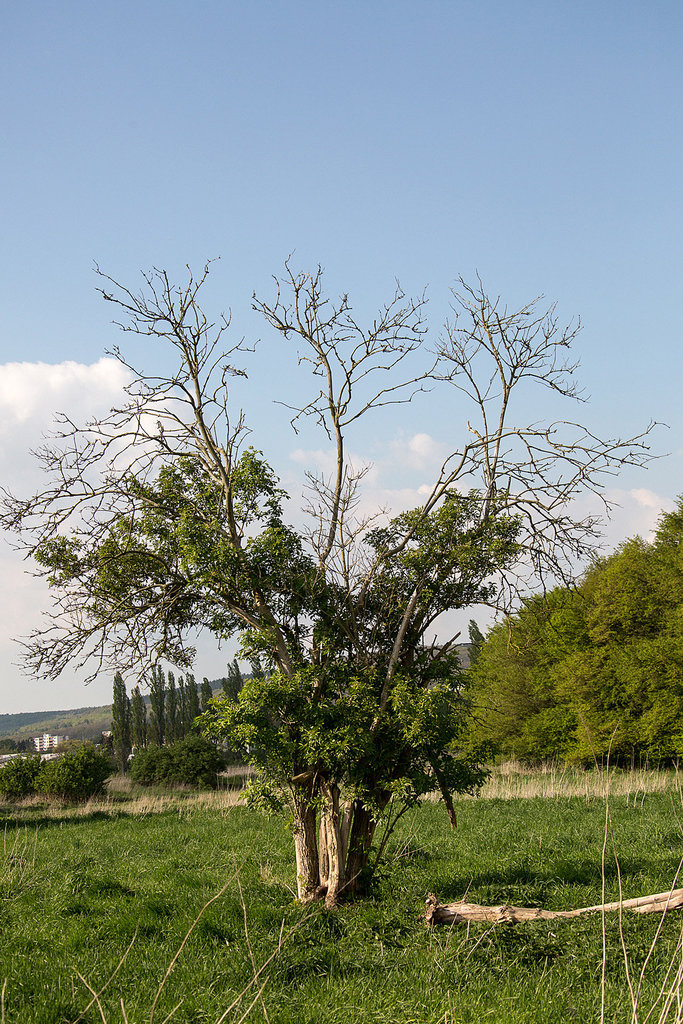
[149,875,236,1023]
[238,876,271,1024]
[70,927,138,1024]
[215,911,314,1024]
[76,973,108,1024]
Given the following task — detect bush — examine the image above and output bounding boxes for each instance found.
[130,736,225,789]
[0,754,42,799]
[36,745,113,801]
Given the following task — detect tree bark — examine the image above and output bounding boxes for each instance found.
[318,813,329,891]
[292,796,320,902]
[322,783,344,907]
[424,888,683,926]
[343,794,390,895]
[318,792,355,904]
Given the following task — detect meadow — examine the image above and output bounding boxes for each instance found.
[1,768,683,1024]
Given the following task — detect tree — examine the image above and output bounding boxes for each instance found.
[470,499,683,764]
[185,673,201,731]
[131,685,147,749]
[0,262,654,903]
[222,659,244,700]
[148,664,165,746]
[166,671,178,744]
[36,744,113,801]
[111,671,131,772]
[177,674,188,740]
[0,754,42,798]
[200,677,214,714]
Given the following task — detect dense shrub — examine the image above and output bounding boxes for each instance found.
[130,736,225,788]
[0,754,42,798]
[36,745,113,801]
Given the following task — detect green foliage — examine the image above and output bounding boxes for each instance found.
[471,497,683,764]
[0,754,42,798]
[35,745,113,801]
[184,673,201,730]
[202,659,487,817]
[130,685,147,749]
[201,492,517,814]
[148,664,166,746]
[129,735,226,789]
[166,672,178,744]
[222,659,244,699]
[200,677,213,713]
[111,671,132,772]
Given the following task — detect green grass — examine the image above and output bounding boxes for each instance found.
[1,780,683,1023]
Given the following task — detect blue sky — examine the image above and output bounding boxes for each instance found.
[1,1,681,713]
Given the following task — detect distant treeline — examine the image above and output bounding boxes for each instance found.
[0,662,247,745]
[469,497,683,765]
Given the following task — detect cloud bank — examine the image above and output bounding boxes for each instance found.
[0,359,131,713]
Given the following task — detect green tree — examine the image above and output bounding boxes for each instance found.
[200,677,214,714]
[176,674,187,740]
[185,673,201,731]
[129,735,225,789]
[131,685,147,749]
[471,500,683,765]
[111,672,132,772]
[148,665,165,746]
[1,263,654,903]
[166,672,178,744]
[36,744,112,801]
[222,660,243,700]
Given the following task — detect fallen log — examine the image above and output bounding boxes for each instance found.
[424,888,683,926]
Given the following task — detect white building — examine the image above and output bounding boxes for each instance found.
[33,733,68,752]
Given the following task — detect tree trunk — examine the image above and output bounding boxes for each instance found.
[297,789,392,903]
[343,793,390,895]
[318,814,329,891]
[322,784,356,907]
[293,796,320,902]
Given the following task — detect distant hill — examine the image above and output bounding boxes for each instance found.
[0,704,113,742]
[0,680,227,742]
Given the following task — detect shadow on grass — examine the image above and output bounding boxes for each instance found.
[433,857,647,905]
[0,804,180,831]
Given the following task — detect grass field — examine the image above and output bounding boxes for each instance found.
[2,768,683,1023]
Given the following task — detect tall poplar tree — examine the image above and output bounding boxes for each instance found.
[177,674,188,740]
[185,673,201,731]
[200,677,214,714]
[222,660,243,700]
[111,671,132,772]
[131,685,147,749]
[148,665,166,746]
[166,671,178,744]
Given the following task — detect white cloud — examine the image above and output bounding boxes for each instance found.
[629,487,667,511]
[289,447,340,477]
[600,488,675,547]
[389,431,448,470]
[0,359,131,713]
[0,358,129,431]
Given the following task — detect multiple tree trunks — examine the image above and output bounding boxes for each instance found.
[293,788,390,906]
[424,888,683,926]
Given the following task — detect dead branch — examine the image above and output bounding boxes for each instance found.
[424,888,683,926]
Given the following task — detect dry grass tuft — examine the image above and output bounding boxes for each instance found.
[468,762,679,802]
